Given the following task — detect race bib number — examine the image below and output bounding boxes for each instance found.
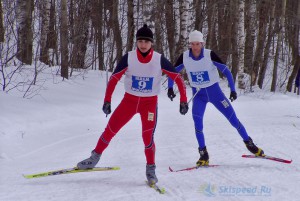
[190,71,210,85]
[131,76,154,93]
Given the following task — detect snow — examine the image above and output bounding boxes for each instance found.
[0,69,299,201]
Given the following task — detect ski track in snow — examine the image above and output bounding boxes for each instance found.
[14,133,97,159]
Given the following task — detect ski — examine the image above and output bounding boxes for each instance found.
[23,166,120,179]
[169,164,219,172]
[145,181,166,194]
[242,154,292,164]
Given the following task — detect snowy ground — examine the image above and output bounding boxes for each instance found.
[0,70,299,201]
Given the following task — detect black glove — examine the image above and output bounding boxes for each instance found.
[167,88,176,101]
[102,101,111,115]
[229,91,237,102]
[179,102,189,115]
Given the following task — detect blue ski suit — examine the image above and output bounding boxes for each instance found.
[168,48,250,149]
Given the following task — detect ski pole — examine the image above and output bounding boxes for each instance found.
[187,87,201,105]
[162,77,168,86]
[106,67,108,118]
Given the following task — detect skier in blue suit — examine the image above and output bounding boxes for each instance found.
[168,30,265,166]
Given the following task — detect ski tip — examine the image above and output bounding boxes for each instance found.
[168,167,174,172]
[159,188,166,194]
[23,174,30,179]
[285,159,293,164]
[242,154,293,164]
[145,181,166,194]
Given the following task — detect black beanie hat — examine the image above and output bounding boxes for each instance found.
[136,24,154,42]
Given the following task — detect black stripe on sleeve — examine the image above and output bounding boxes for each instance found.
[210,51,225,65]
[112,53,128,75]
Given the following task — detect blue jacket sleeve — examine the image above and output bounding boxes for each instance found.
[211,51,236,92]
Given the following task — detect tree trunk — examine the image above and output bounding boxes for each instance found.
[244,0,256,76]
[69,0,75,44]
[165,0,175,63]
[258,1,276,89]
[271,0,286,92]
[237,0,246,89]
[90,0,104,70]
[103,1,114,71]
[175,0,189,60]
[0,0,4,43]
[112,0,122,64]
[193,0,204,31]
[206,0,217,50]
[230,0,239,84]
[154,0,164,54]
[60,0,68,79]
[70,0,91,69]
[39,0,51,65]
[126,0,134,52]
[252,0,269,86]
[16,0,34,65]
[217,0,231,63]
[97,0,104,71]
[47,1,57,50]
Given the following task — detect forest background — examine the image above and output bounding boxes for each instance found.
[1,0,300,98]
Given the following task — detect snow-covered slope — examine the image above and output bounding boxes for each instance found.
[0,70,299,201]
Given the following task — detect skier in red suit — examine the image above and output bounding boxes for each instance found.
[77,24,189,185]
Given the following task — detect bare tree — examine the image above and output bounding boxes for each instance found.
[258,1,276,89]
[237,0,246,89]
[103,1,115,71]
[271,0,286,92]
[39,0,51,65]
[112,0,123,64]
[47,0,58,65]
[252,0,269,86]
[60,0,68,79]
[101,0,123,67]
[1,1,19,91]
[175,0,189,59]
[206,0,217,50]
[16,0,34,65]
[126,0,134,52]
[244,0,256,77]
[0,0,4,43]
[230,0,239,83]
[91,0,104,70]
[216,0,231,63]
[165,0,176,63]
[154,0,164,54]
[286,0,300,93]
[69,0,75,43]
[1,0,300,96]
[70,0,91,69]
[193,0,204,31]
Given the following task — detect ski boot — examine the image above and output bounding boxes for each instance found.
[244,137,265,156]
[196,146,209,166]
[77,150,101,169]
[146,164,158,184]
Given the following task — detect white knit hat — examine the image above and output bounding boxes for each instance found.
[188,30,204,43]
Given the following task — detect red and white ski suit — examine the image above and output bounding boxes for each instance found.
[94,49,187,165]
